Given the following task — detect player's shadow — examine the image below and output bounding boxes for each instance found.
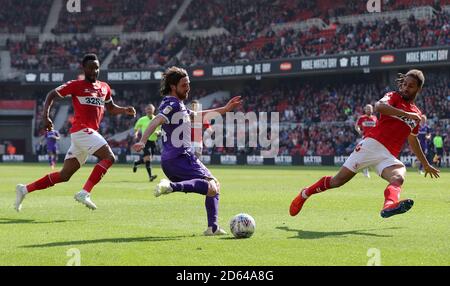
[0,218,75,225]
[21,235,187,248]
[276,226,402,239]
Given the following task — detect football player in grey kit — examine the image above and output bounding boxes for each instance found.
[133,66,242,236]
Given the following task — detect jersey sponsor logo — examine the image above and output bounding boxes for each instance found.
[162,106,173,115]
[393,115,417,130]
[77,96,105,107]
[362,121,376,127]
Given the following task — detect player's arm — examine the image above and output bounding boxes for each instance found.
[408,134,440,178]
[375,100,421,121]
[354,118,362,135]
[42,90,61,131]
[105,99,136,117]
[132,115,165,152]
[196,96,243,119]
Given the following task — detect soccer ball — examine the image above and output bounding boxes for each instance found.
[230,213,256,239]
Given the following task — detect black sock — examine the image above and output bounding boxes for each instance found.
[135,158,144,166]
[145,161,152,177]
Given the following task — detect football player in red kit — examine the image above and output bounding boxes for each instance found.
[15,54,136,211]
[355,104,378,178]
[290,69,440,219]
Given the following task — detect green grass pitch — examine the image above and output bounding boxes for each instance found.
[0,163,449,266]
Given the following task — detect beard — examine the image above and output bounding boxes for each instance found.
[400,90,415,101]
[176,89,188,100]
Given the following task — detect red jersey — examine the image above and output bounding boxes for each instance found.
[357,114,378,137]
[366,91,421,157]
[55,80,112,133]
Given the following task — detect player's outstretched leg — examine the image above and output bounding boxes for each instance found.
[380,165,414,218]
[290,167,356,216]
[14,158,79,212]
[75,146,114,210]
[203,179,226,236]
[14,184,28,212]
[154,178,174,197]
[155,178,209,197]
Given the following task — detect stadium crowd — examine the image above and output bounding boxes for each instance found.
[6,1,449,70]
[0,0,52,33]
[7,37,114,71]
[53,0,182,34]
[39,72,447,158]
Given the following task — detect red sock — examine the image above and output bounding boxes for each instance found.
[304,176,332,197]
[83,159,113,192]
[26,172,62,193]
[383,183,401,209]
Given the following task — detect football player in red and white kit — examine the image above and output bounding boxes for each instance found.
[15,54,136,211]
[355,104,378,178]
[290,70,440,219]
[190,100,213,160]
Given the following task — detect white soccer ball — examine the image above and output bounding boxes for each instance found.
[230,213,256,239]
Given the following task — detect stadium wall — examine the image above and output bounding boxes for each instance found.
[19,46,449,85]
[1,154,449,168]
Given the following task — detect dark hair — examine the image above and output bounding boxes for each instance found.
[82,53,99,67]
[191,100,199,104]
[396,69,425,89]
[160,66,188,96]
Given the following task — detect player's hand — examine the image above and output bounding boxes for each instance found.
[224,96,243,112]
[125,106,136,117]
[132,142,145,152]
[43,117,54,131]
[404,112,421,122]
[424,164,440,178]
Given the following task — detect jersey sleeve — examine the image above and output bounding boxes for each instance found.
[54,80,77,98]
[104,84,112,103]
[158,100,181,124]
[379,92,400,107]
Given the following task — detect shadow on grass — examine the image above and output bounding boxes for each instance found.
[21,235,188,248]
[276,226,403,239]
[0,218,75,225]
